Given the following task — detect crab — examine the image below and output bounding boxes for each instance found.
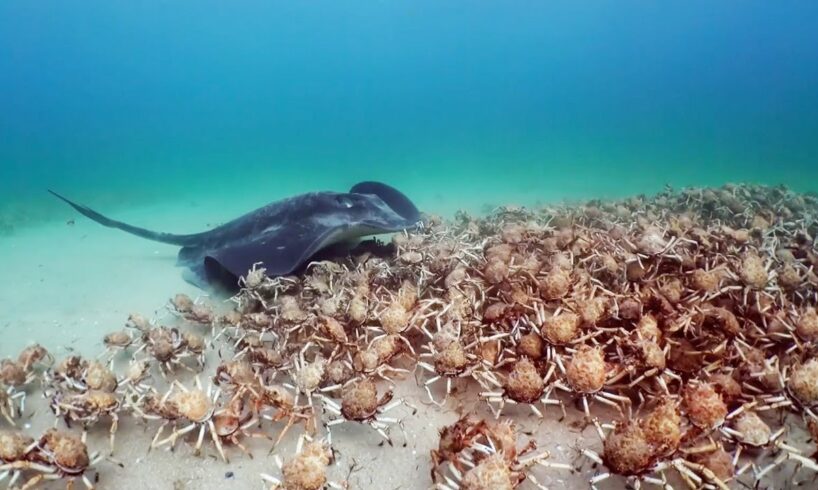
[0,359,33,392]
[125,313,152,332]
[285,344,334,407]
[80,361,118,393]
[210,396,270,461]
[245,381,316,448]
[430,416,488,482]
[0,430,37,487]
[682,381,729,431]
[0,429,106,490]
[417,320,481,405]
[479,357,562,419]
[102,330,134,362]
[607,331,676,394]
[720,409,803,479]
[132,377,226,460]
[157,378,224,458]
[117,360,152,394]
[260,435,344,490]
[551,344,632,420]
[433,418,571,490]
[17,344,54,373]
[168,294,217,327]
[787,357,818,409]
[169,293,195,314]
[325,359,354,387]
[351,333,415,382]
[322,377,408,445]
[232,331,292,374]
[180,330,207,369]
[313,315,352,351]
[239,263,269,292]
[132,326,200,375]
[583,397,729,490]
[214,359,259,396]
[187,303,216,326]
[50,390,121,454]
[129,389,184,441]
[48,356,86,391]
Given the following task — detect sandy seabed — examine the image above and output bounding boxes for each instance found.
[2,185,818,490]
[0,199,586,490]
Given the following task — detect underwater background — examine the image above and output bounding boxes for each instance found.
[3,4,818,488]
[1,1,818,229]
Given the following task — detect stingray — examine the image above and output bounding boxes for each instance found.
[49,181,421,290]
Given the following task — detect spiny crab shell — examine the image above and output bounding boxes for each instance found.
[215,360,256,387]
[602,422,656,476]
[504,358,545,403]
[542,311,580,345]
[731,411,772,447]
[640,399,681,454]
[171,293,194,313]
[460,453,516,490]
[320,316,348,344]
[103,330,132,348]
[281,440,333,490]
[182,331,206,354]
[296,359,327,393]
[0,359,26,387]
[485,419,521,461]
[62,390,120,413]
[565,345,606,394]
[379,301,410,334]
[326,360,353,385]
[17,344,52,371]
[434,340,470,376]
[516,333,544,360]
[739,252,768,289]
[84,361,117,392]
[341,378,388,421]
[243,265,268,289]
[40,429,90,474]
[787,358,818,406]
[0,430,34,461]
[682,382,727,429]
[172,389,213,422]
[796,307,818,341]
[124,360,151,384]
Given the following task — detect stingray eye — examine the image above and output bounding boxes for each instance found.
[337,196,355,209]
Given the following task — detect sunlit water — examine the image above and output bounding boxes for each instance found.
[2,1,817,232]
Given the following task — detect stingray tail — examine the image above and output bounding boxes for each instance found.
[49,190,204,247]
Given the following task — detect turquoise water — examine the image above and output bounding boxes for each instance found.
[1,4,818,483]
[2,1,818,227]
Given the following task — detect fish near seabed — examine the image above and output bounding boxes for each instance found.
[50,181,421,290]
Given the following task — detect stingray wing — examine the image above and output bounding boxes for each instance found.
[187,185,421,289]
[201,222,349,285]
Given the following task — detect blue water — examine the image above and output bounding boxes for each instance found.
[2,1,818,227]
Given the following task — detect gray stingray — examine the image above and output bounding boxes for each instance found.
[49,181,421,290]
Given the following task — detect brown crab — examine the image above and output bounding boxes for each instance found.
[51,389,121,453]
[260,436,344,490]
[433,418,570,490]
[322,377,407,445]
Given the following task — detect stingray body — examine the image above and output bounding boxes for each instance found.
[50,182,421,290]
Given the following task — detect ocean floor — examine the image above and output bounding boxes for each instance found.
[0,194,592,489]
[2,185,817,489]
